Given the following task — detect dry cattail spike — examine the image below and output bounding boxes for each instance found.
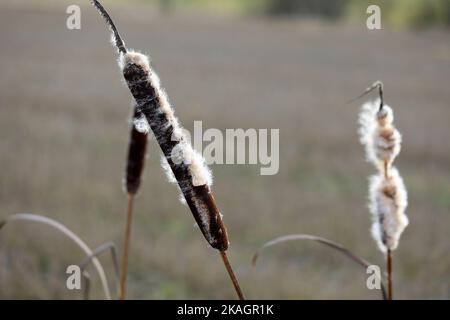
[358,81,401,171]
[91,1,245,300]
[357,83,408,251]
[252,234,387,300]
[120,104,149,300]
[120,51,229,251]
[90,0,228,251]
[356,81,409,300]
[0,213,112,300]
[125,106,148,195]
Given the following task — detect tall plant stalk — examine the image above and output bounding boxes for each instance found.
[120,107,149,299]
[357,81,409,301]
[387,248,393,300]
[383,159,393,300]
[119,194,135,300]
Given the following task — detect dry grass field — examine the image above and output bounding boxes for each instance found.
[0,1,449,299]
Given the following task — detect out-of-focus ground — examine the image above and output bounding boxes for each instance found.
[0,1,449,299]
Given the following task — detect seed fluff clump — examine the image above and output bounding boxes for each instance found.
[119,49,227,250]
[357,82,408,253]
[368,167,408,252]
[359,99,402,170]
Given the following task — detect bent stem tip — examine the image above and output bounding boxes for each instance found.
[91,0,127,54]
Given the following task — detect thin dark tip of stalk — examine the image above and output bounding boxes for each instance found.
[220,251,245,300]
[119,193,135,300]
[91,0,127,54]
[387,249,393,300]
[377,81,384,111]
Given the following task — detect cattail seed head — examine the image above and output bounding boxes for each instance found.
[125,106,148,195]
[356,82,409,255]
[119,50,228,250]
[92,2,229,251]
[359,99,402,168]
[369,167,408,252]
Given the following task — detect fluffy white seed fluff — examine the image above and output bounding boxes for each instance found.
[182,144,213,187]
[160,156,187,205]
[120,51,213,191]
[161,143,213,188]
[119,50,150,73]
[359,99,402,168]
[369,167,409,252]
[160,156,177,184]
[133,114,150,134]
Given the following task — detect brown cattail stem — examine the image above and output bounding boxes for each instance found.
[219,250,245,300]
[387,248,393,300]
[92,0,228,249]
[119,193,134,300]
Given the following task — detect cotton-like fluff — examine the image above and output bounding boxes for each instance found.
[182,144,213,187]
[133,113,150,134]
[160,155,177,184]
[369,167,408,252]
[359,99,402,169]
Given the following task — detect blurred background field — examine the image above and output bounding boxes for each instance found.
[0,0,449,299]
